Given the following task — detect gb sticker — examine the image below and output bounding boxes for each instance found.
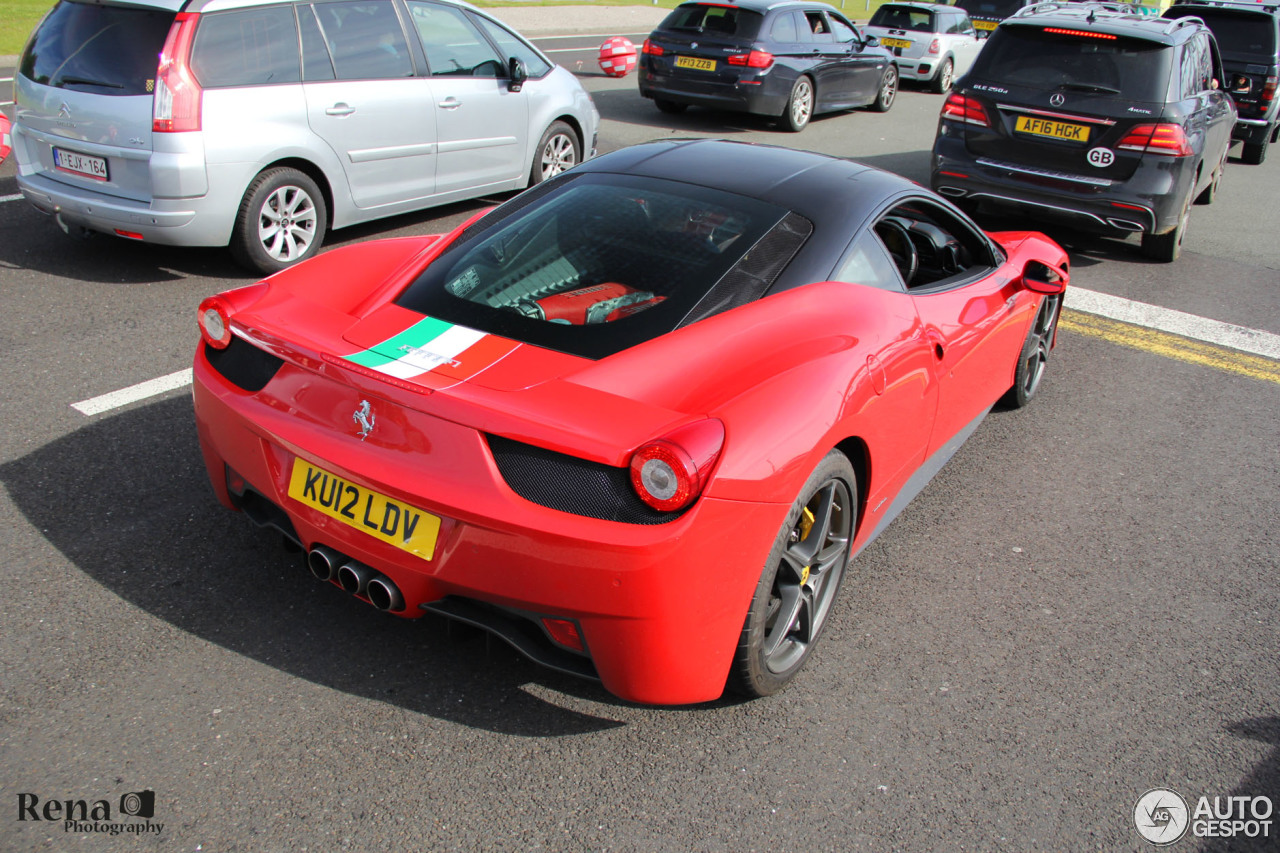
[1087,147,1115,168]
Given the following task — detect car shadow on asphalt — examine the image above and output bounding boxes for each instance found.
[0,395,755,733]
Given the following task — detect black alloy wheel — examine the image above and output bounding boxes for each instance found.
[1003,294,1060,409]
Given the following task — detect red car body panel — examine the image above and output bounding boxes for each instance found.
[193,215,1067,704]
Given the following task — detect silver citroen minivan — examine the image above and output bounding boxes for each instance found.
[12,0,599,272]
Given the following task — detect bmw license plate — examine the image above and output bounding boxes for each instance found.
[287,459,441,560]
[53,147,108,180]
[880,38,912,49]
[675,56,717,71]
[1014,115,1091,143]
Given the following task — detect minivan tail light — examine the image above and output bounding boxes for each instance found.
[727,50,774,69]
[941,93,990,127]
[154,13,202,133]
[642,39,664,56]
[1117,123,1193,157]
[629,419,725,512]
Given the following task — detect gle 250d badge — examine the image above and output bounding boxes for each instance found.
[1087,147,1115,168]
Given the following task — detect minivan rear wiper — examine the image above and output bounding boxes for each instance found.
[1058,83,1122,95]
[58,76,124,89]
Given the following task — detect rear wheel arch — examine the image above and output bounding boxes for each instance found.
[256,157,334,231]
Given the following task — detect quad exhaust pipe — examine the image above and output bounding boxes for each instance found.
[306,546,405,612]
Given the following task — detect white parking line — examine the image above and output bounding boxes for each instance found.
[71,369,193,416]
[1066,287,1280,360]
[1,194,24,204]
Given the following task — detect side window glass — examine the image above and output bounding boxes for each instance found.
[407,2,504,77]
[874,200,993,291]
[771,11,799,43]
[299,5,336,82]
[804,11,835,43]
[472,14,551,77]
[312,0,412,80]
[190,6,300,87]
[1196,35,1213,91]
[830,16,859,44]
[833,230,906,292]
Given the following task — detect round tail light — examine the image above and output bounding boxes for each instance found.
[198,296,233,349]
[629,419,724,512]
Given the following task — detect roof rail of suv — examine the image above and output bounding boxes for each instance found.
[1012,2,1214,34]
[1010,2,1138,20]
[1171,0,1278,11]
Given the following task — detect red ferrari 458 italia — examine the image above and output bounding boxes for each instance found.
[193,139,1068,705]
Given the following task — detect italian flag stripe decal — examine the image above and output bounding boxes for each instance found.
[342,316,516,383]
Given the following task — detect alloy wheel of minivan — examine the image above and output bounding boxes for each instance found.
[232,168,328,275]
[532,121,580,185]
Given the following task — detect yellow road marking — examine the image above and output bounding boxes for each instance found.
[1060,310,1280,385]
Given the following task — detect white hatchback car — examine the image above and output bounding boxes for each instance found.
[863,1,982,93]
[12,0,599,272]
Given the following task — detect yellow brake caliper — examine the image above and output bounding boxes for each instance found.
[797,507,815,585]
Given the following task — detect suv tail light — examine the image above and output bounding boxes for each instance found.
[642,39,664,56]
[941,93,991,127]
[629,419,725,512]
[1263,76,1278,104]
[727,50,774,69]
[154,13,202,132]
[1117,123,1193,157]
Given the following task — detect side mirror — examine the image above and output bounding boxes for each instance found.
[508,57,527,93]
[1021,260,1067,295]
[863,34,880,48]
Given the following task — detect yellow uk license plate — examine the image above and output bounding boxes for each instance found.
[881,37,912,49]
[1015,115,1091,143]
[975,20,998,30]
[287,459,441,560]
[675,55,716,71]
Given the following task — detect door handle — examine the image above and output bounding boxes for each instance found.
[325,103,355,116]
[438,97,462,110]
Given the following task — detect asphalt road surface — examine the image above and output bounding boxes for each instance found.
[1,42,1278,852]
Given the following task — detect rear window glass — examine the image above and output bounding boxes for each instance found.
[1165,9,1277,61]
[970,25,1173,101]
[191,6,300,87]
[870,6,936,32]
[396,174,793,359]
[659,4,764,40]
[20,0,174,96]
[955,0,1025,19]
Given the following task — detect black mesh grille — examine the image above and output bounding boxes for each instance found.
[487,435,683,525]
[680,211,813,327]
[204,337,284,392]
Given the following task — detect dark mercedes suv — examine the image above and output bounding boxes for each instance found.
[1164,0,1280,164]
[931,2,1236,261]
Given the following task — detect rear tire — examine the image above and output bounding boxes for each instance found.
[1141,190,1191,263]
[655,99,687,114]
[930,58,954,94]
[781,76,814,132]
[1241,140,1268,165]
[1195,157,1223,205]
[231,168,327,275]
[729,451,856,698]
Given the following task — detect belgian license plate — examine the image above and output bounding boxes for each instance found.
[287,459,441,560]
[975,20,998,31]
[1015,115,1091,143]
[675,55,717,71]
[881,38,912,49]
[53,147,108,180]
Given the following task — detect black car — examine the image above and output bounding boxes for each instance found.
[1163,0,1280,164]
[953,0,1039,36]
[638,0,899,132]
[931,3,1236,262]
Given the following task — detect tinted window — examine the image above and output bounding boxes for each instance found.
[771,11,800,43]
[1165,9,1277,61]
[191,6,300,87]
[396,174,793,359]
[312,0,412,80]
[971,26,1173,101]
[407,2,503,77]
[870,5,935,32]
[472,14,552,77]
[20,0,173,96]
[955,0,1026,18]
[299,6,336,81]
[660,4,764,40]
